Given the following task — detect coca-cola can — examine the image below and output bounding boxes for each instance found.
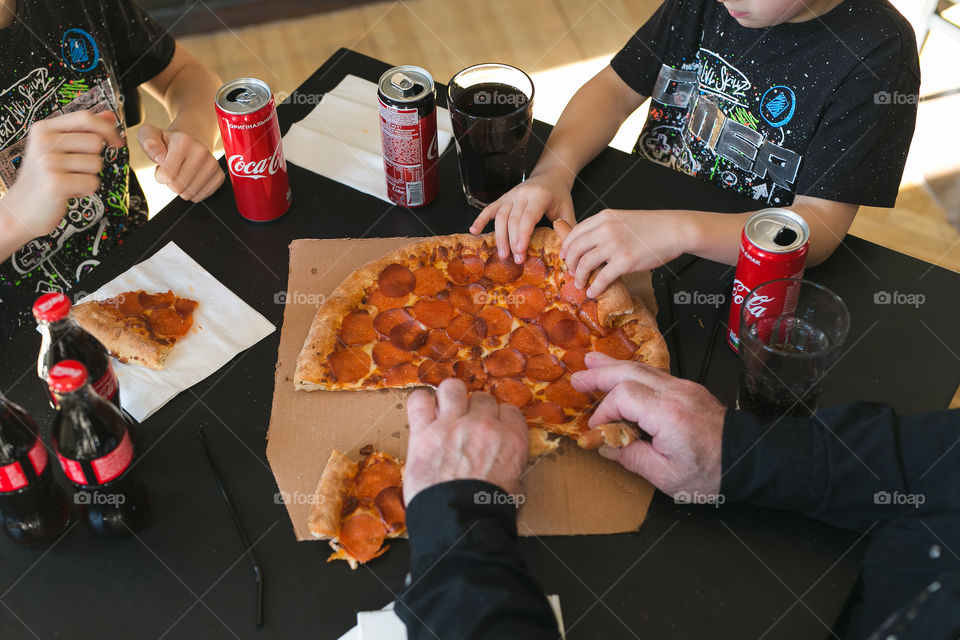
[378,66,439,208]
[727,208,810,352]
[215,77,292,222]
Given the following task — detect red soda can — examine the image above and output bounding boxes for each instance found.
[215,78,292,222]
[727,209,810,352]
[378,66,439,207]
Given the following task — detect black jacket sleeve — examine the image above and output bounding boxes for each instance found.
[721,403,960,531]
[396,480,559,640]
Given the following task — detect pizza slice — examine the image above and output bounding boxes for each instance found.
[308,448,406,569]
[72,290,198,369]
[293,225,669,452]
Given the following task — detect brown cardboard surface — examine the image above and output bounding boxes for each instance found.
[266,237,658,541]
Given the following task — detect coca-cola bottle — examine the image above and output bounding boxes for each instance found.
[33,293,121,411]
[0,392,71,547]
[48,361,149,538]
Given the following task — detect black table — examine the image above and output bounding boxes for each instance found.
[2,49,958,640]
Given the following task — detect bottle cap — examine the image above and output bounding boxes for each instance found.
[32,293,72,322]
[48,360,89,394]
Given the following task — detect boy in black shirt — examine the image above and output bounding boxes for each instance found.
[470,0,920,298]
[0,0,223,342]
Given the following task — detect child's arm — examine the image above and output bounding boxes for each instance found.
[136,43,224,203]
[560,196,859,298]
[469,66,646,263]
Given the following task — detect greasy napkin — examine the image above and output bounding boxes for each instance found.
[76,241,275,421]
[281,74,454,203]
[267,237,656,541]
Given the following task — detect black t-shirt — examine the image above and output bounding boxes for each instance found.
[611,0,919,208]
[0,0,174,342]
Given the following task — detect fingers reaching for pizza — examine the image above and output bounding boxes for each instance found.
[403,379,529,505]
[571,352,726,499]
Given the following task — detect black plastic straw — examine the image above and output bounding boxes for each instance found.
[198,427,264,627]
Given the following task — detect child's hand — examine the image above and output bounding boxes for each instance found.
[468,171,575,264]
[561,209,689,297]
[2,110,122,241]
[138,123,224,202]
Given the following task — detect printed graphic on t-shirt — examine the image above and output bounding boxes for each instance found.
[639,49,802,206]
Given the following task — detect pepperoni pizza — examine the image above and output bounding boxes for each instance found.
[308,448,405,569]
[294,226,669,452]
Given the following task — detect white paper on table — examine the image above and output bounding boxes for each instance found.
[282,74,454,203]
[334,595,565,639]
[76,241,275,422]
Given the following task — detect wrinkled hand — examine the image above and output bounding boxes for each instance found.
[571,352,726,500]
[561,209,688,297]
[404,379,529,504]
[138,123,224,202]
[3,110,122,239]
[469,171,575,264]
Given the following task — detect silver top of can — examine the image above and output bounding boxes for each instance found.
[744,208,811,253]
[216,78,272,115]
[378,65,434,103]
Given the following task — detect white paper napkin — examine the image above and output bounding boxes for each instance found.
[76,241,276,422]
[336,595,565,639]
[282,74,454,203]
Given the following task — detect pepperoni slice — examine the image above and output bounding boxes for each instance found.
[389,320,429,351]
[446,315,487,345]
[384,362,418,386]
[338,512,388,563]
[448,284,485,315]
[378,263,416,298]
[355,459,403,501]
[140,290,175,309]
[418,360,455,385]
[561,347,590,372]
[559,274,588,304]
[328,347,371,384]
[372,341,413,368]
[523,401,567,424]
[453,360,487,390]
[578,300,605,336]
[413,266,448,296]
[519,257,547,285]
[411,298,455,329]
[508,325,549,355]
[373,308,413,336]
[483,254,523,284]
[483,348,526,378]
[418,330,459,361]
[492,379,533,408]
[366,288,409,310]
[477,306,513,336]
[174,298,198,316]
[594,328,638,360]
[447,255,484,284]
[149,307,192,338]
[340,311,375,345]
[545,377,592,408]
[375,486,406,533]
[508,285,547,319]
[548,319,592,349]
[526,354,565,381]
[538,308,576,334]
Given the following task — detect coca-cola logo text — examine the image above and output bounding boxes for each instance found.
[745,293,776,319]
[228,141,285,180]
[36,294,66,313]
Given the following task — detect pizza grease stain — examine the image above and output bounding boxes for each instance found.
[391,431,402,439]
[311,268,318,275]
[395,403,403,410]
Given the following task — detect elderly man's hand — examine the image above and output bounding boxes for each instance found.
[404,379,529,505]
[571,352,727,500]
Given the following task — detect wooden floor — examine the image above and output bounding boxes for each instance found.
[130,0,960,406]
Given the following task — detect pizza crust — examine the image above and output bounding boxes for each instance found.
[307,449,358,540]
[72,301,174,370]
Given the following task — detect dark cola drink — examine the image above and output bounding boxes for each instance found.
[33,293,120,411]
[0,393,71,547]
[48,361,148,538]
[448,65,534,208]
[738,343,823,417]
